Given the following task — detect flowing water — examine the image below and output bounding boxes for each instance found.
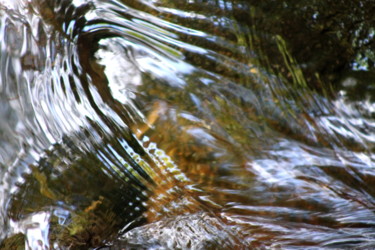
[0,0,374,249]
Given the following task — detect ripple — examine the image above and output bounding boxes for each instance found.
[0,0,374,248]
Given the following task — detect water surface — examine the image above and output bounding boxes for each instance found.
[0,0,374,249]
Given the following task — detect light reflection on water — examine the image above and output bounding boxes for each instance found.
[0,0,374,249]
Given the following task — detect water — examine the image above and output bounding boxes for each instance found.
[0,0,374,249]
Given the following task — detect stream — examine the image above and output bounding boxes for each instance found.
[0,0,374,249]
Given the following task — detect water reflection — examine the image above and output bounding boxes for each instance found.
[0,0,374,249]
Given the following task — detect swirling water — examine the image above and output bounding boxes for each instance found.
[0,0,374,249]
